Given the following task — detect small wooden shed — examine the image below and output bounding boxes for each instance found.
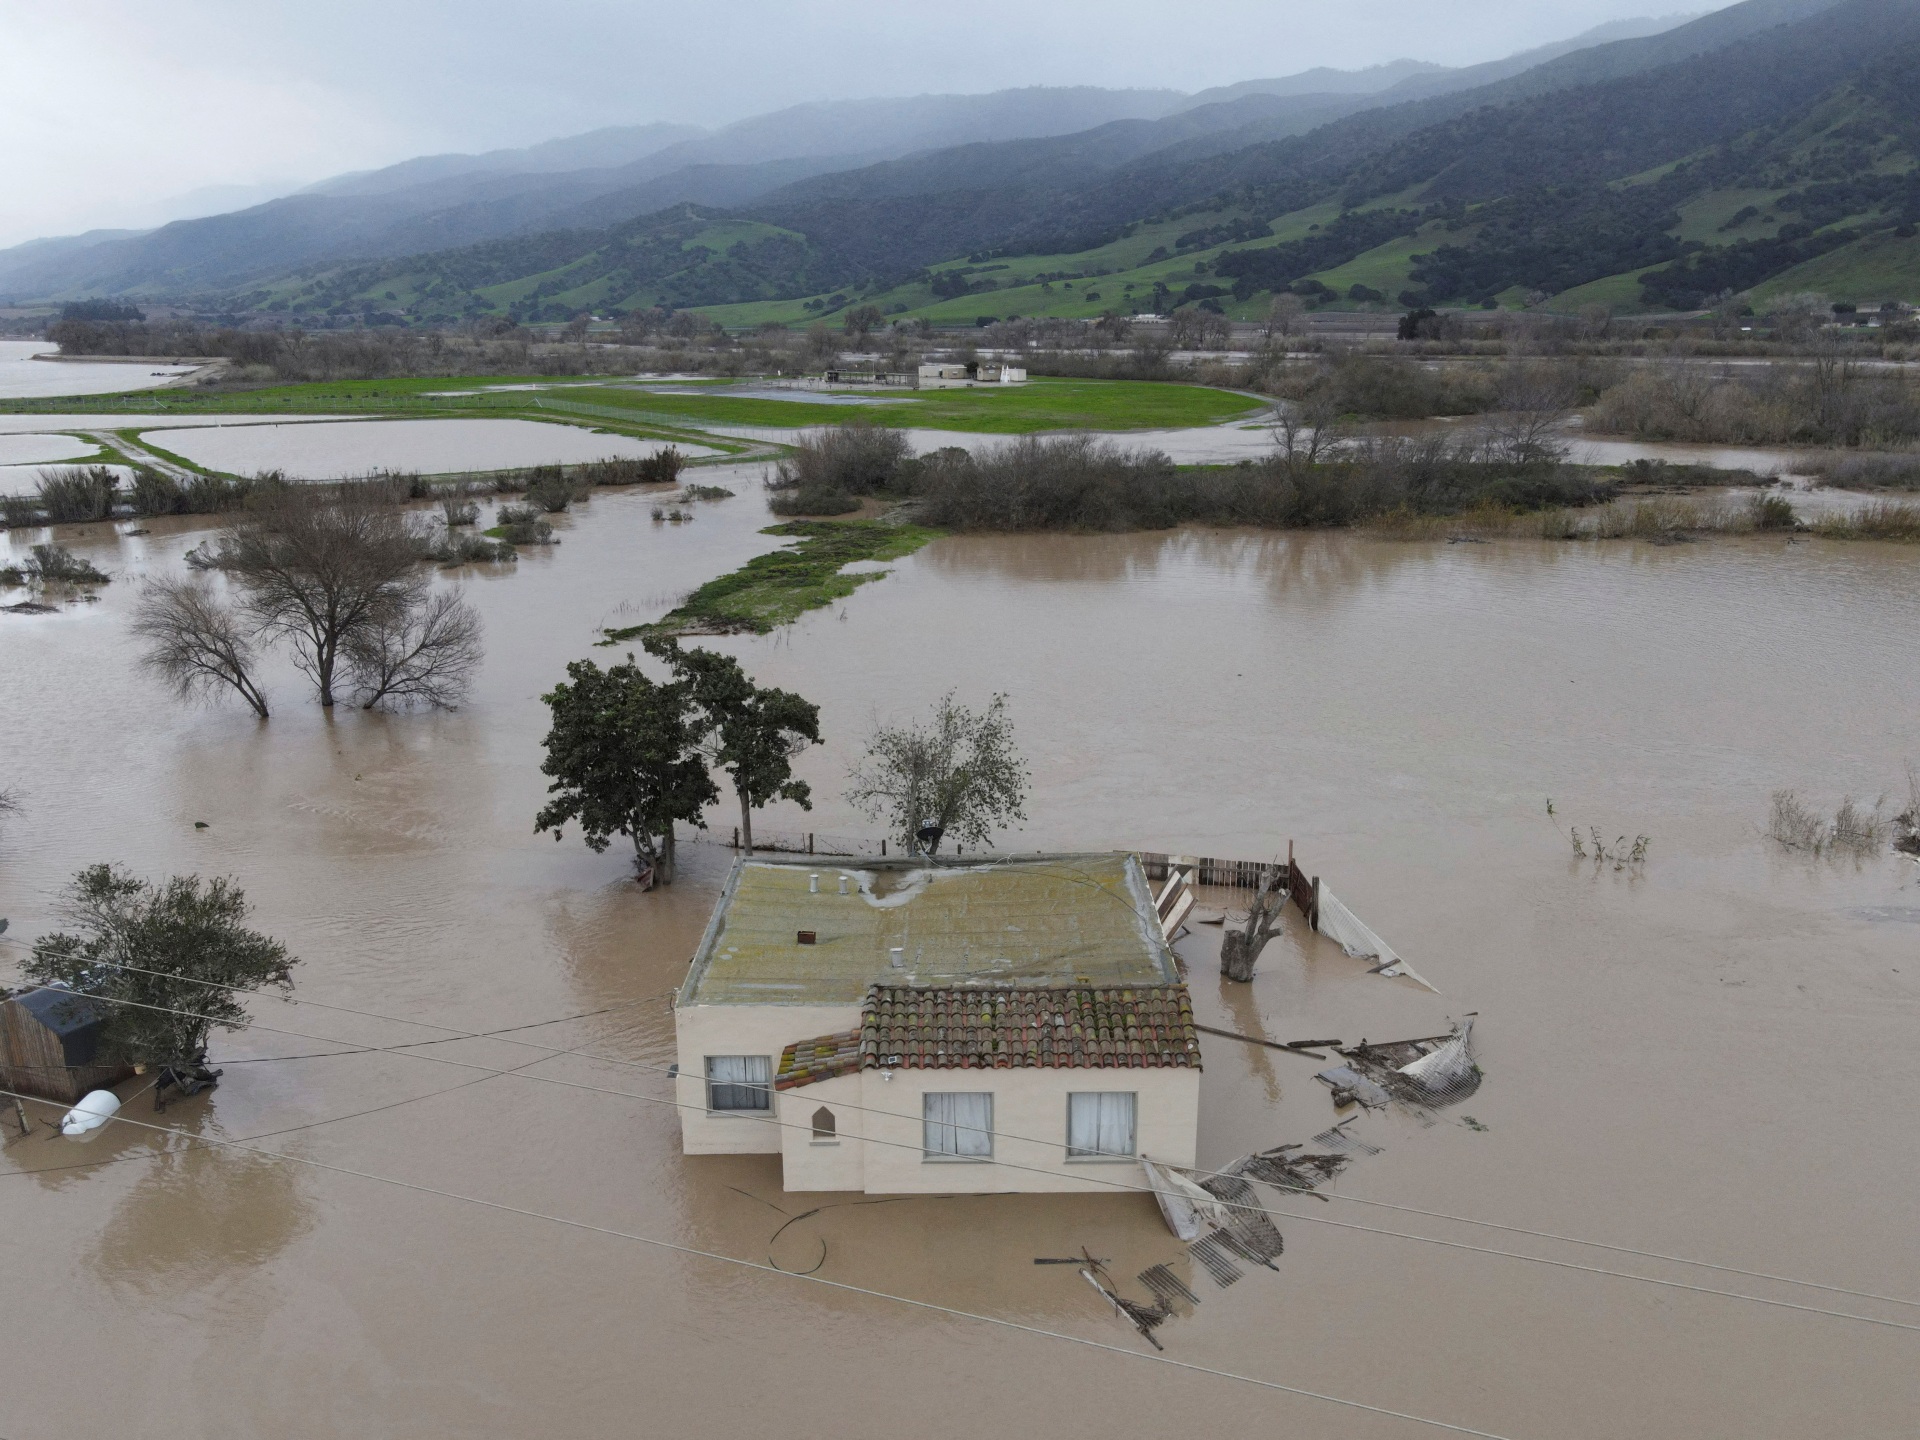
[0,987,135,1104]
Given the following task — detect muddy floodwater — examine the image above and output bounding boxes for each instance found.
[150,417,716,478]
[3,482,1919,1438]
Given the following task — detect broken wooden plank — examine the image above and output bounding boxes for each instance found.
[1194,1023,1342,1058]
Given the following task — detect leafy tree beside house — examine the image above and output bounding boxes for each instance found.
[646,639,821,855]
[535,655,717,886]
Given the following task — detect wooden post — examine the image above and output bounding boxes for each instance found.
[11,1096,28,1138]
[808,833,814,854]
[732,826,739,849]
[1311,876,1321,932]
[880,838,887,856]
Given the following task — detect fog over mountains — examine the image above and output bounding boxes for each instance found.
[0,14,1703,301]
[15,0,1917,319]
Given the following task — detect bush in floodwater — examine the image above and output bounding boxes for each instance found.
[1810,501,1920,542]
[439,492,481,527]
[766,425,911,515]
[37,466,119,523]
[682,483,733,500]
[1803,452,1920,492]
[1748,493,1798,531]
[492,503,555,546]
[24,543,109,584]
[524,467,579,513]
[1,491,40,527]
[1769,788,1892,854]
[428,532,515,565]
[577,450,686,487]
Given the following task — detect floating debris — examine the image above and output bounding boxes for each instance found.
[1310,1120,1385,1157]
[1188,1234,1245,1288]
[1199,1173,1284,1267]
[1140,1155,1232,1242]
[1138,1263,1200,1309]
[1231,1143,1353,1193]
[1315,1064,1392,1110]
[1341,1017,1482,1107]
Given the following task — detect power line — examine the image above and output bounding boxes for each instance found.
[25,983,1920,1335]
[73,958,1920,1316]
[0,1083,1523,1440]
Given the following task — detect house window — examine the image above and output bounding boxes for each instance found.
[705,1055,771,1112]
[1067,1092,1137,1159]
[923,1092,993,1159]
[812,1106,836,1139]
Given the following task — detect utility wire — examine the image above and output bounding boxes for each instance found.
[0,1083,1523,1440]
[76,958,1920,1316]
[26,982,1920,1335]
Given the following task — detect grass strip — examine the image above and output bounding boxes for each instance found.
[605,519,941,640]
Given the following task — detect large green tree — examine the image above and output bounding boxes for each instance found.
[25,864,295,1070]
[647,639,821,855]
[846,691,1029,857]
[535,655,717,885]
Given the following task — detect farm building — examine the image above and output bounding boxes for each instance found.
[917,361,1028,388]
[0,986,135,1103]
[674,853,1200,1193]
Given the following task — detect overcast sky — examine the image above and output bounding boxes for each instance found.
[0,1,1725,248]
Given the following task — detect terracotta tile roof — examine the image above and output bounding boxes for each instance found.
[775,984,1201,1090]
[775,1029,863,1090]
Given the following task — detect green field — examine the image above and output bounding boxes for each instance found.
[0,376,1263,448]
[604,520,943,637]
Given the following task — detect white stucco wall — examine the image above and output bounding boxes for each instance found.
[675,1003,859,1155]
[771,1066,1199,1194]
[775,1073,868,1191]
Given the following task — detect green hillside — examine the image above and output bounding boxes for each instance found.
[186,0,1920,326]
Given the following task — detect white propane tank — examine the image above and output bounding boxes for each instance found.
[61,1089,121,1136]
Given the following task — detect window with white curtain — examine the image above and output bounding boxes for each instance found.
[923,1092,994,1158]
[705,1055,771,1112]
[1067,1092,1137,1158]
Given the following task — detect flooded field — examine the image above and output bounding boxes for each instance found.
[150,417,716,478]
[0,341,200,399]
[2,480,1919,1438]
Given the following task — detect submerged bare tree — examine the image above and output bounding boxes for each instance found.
[132,577,271,718]
[218,484,428,707]
[1220,868,1286,982]
[343,588,483,710]
[846,691,1028,856]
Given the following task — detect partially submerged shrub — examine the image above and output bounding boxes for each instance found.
[439,492,481,527]
[22,543,109,584]
[491,504,555,545]
[1810,501,1920,542]
[1770,788,1893,854]
[1748,493,1798,530]
[37,466,118,522]
[524,466,579,513]
[428,532,515,565]
[767,425,911,514]
[682,483,734,500]
[1804,452,1920,492]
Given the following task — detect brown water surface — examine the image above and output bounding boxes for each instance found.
[3,486,1918,1438]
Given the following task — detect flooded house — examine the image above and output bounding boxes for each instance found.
[674,853,1201,1192]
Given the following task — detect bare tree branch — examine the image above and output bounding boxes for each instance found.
[217,483,427,707]
[345,588,482,710]
[131,576,271,718]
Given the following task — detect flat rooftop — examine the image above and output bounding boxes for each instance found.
[679,852,1179,1006]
